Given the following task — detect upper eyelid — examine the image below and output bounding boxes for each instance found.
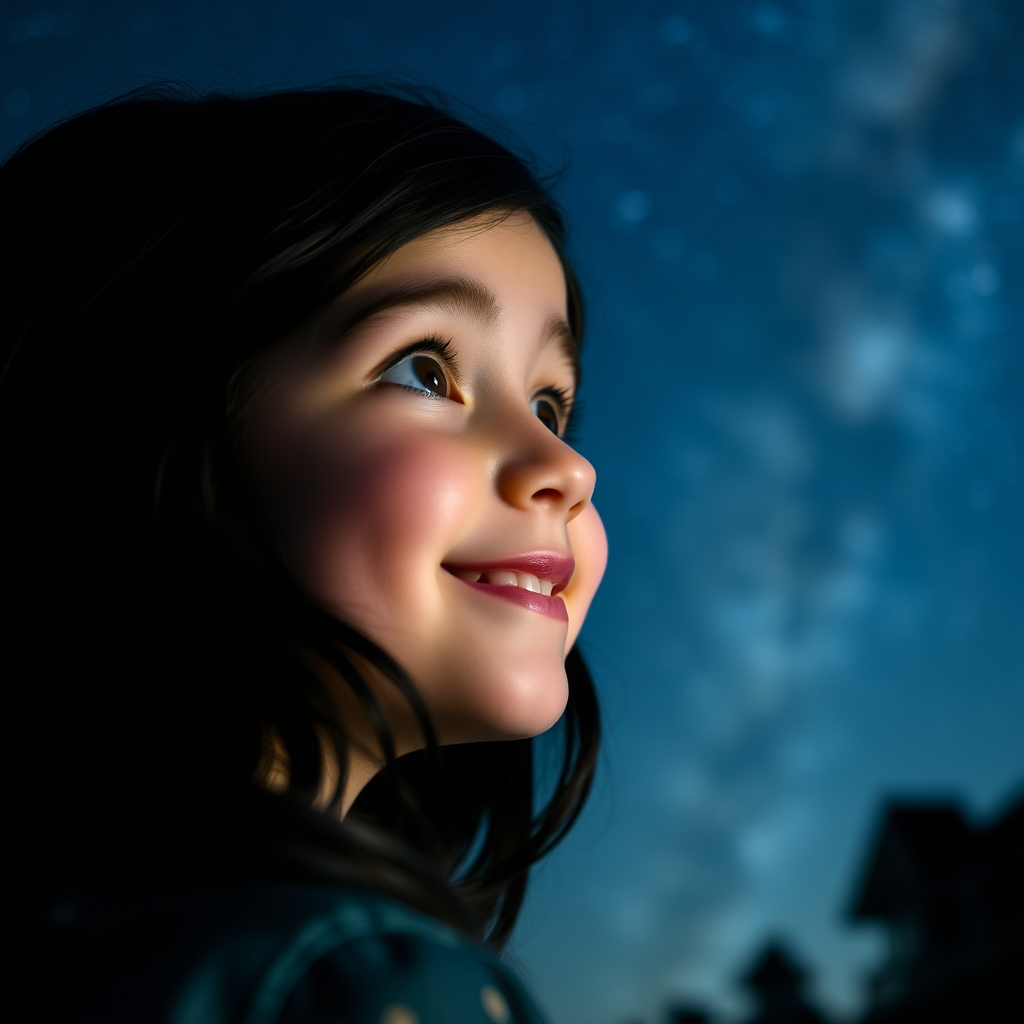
[374,342,574,397]
[533,383,574,403]
[532,384,575,417]
[371,337,463,391]
[372,338,577,426]
[531,385,577,439]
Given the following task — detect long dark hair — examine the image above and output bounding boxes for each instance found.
[0,85,599,958]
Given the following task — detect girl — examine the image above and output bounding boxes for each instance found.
[0,86,607,1022]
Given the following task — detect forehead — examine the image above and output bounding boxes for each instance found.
[341,213,578,380]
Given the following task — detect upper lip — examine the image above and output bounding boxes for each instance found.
[442,552,575,595]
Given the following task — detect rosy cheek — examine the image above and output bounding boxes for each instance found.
[284,430,471,619]
[565,503,608,650]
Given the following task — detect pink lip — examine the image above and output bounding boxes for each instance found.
[442,552,574,623]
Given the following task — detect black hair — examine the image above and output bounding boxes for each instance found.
[0,84,599,970]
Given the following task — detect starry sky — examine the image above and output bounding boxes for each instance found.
[3,1,1021,1021]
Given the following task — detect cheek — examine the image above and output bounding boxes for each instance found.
[565,503,608,650]
[280,426,475,624]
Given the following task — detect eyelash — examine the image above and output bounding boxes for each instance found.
[377,336,580,441]
[535,384,581,444]
[376,335,458,387]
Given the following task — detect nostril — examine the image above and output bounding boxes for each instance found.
[532,487,562,501]
[567,499,587,522]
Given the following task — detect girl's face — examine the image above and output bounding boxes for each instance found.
[250,213,607,755]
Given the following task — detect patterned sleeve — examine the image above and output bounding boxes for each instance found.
[274,928,548,1024]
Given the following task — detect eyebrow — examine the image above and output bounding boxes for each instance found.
[338,276,581,387]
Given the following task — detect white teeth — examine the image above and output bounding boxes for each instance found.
[517,572,542,594]
[482,570,517,587]
[465,569,556,595]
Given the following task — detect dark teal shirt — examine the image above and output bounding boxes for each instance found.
[14,882,548,1024]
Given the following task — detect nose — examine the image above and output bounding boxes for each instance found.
[495,417,596,524]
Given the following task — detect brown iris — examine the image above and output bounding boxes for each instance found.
[411,355,448,398]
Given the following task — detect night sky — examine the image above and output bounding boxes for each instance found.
[3,1,1021,1021]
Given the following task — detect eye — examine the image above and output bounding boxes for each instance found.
[379,352,450,399]
[531,395,562,435]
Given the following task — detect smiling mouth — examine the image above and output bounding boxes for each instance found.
[445,567,557,596]
[441,554,574,622]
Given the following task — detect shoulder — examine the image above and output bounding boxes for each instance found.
[242,883,546,1024]
[16,881,547,1024]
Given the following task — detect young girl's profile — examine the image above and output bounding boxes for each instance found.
[1,85,607,1022]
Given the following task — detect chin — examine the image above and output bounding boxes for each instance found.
[436,662,570,745]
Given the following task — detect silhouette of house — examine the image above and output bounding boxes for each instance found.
[736,938,829,1024]
[846,788,1024,1023]
[664,1005,714,1024]
[663,1003,714,1024]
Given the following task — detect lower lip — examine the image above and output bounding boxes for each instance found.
[457,579,569,622]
